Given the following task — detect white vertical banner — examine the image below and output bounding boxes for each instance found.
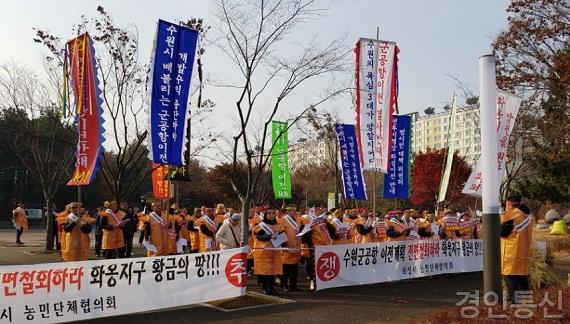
[356,39,378,170]
[0,248,248,323]
[355,38,398,172]
[375,41,398,173]
[438,94,457,202]
[462,90,522,196]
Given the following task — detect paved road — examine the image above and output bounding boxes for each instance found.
[0,231,482,323]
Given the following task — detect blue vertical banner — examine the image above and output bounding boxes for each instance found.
[336,124,367,200]
[148,20,199,166]
[383,115,411,199]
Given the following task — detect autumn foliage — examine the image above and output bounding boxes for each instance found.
[410,149,472,210]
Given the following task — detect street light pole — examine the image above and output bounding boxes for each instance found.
[479,54,501,298]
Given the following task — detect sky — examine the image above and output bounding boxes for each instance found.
[0,0,511,163]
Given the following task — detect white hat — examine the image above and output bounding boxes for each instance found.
[230,213,241,222]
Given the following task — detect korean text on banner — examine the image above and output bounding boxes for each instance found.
[152,163,171,199]
[383,115,411,199]
[462,90,522,196]
[148,20,199,166]
[315,240,482,291]
[0,247,249,323]
[271,121,291,199]
[66,33,104,186]
[354,38,399,172]
[336,124,367,200]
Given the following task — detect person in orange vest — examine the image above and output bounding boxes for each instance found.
[329,208,350,245]
[278,208,302,291]
[386,211,407,241]
[186,207,201,253]
[101,201,126,259]
[215,203,227,219]
[165,205,180,255]
[248,207,264,275]
[12,202,28,245]
[61,202,96,261]
[176,207,190,253]
[500,196,533,303]
[417,212,435,240]
[354,211,376,243]
[301,207,333,291]
[141,201,170,256]
[439,209,459,240]
[457,212,474,240]
[253,209,285,295]
[194,207,224,252]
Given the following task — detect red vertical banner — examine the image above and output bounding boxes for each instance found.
[66,33,104,186]
[152,163,171,199]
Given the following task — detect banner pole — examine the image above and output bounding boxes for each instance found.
[372,172,376,214]
[77,185,82,211]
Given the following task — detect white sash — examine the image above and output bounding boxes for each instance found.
[363,217,373,229]
[332,218,348,229]
[106,209,122,225]
[202,215,217,231]
[258,222,276,236]
[150,212,166,227]
[284,215,299,233]
[515,215,532,232]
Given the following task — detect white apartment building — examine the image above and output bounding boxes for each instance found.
[288,139,334,170]
[412,106,481,165]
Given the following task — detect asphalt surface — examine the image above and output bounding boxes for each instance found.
[0,230,483,324]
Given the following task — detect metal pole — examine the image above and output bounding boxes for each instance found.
[479,55,501,298]
[77,185,82,212]
[372,172,376,214]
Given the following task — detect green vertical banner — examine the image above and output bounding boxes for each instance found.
[271,121,292,199]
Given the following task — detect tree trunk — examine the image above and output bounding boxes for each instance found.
[45,197,55,250]
[240,197,250,247]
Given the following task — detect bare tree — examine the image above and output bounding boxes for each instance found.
[34,7,148,201]
[211,0,349,245]
[0,62,75,250]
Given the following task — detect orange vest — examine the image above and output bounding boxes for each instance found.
[248,215,262,258]
[253,222,283,275]
[354,216,376,243]
[144,212,170,257]
[501,208,533,275]
[62,214,95,261]
[386,218,406,241]
[279,215,301,264]
[187,214,201,251]
[12,207,28,231]
[310,217,332,246]
[330,217,350,245]
[195,215,225,252]
[166,213,178,254]
[102,210,125,250]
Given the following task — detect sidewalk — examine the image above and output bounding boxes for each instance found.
[0,230,483,323]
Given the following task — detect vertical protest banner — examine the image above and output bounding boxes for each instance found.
[438,94,457,202]
[271,121,291,199]
[148,20,199,166]
[383,115,411,199]
[354,38,399,172]
[462,90,522,196]
[0,248,249,323]
[66,33,104,186]
[152,163,171,199]
[336,124,367,200]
